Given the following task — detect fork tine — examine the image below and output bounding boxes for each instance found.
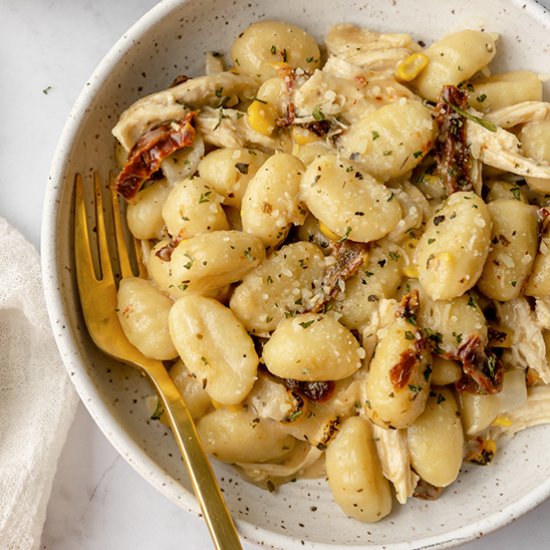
[74,174,98,287]
[109,173,134,279]
[94,172,115,284]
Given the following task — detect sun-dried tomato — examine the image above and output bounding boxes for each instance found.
[389,349,418,390]
[453,335,503,394]
[115,111,197,201]
[309,240,369,313]
[433,85,473,195]
[282,378,336,403]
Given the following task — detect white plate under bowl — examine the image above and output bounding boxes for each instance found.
[42,0,550,548]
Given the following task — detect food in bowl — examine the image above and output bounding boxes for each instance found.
[109,18,550,522]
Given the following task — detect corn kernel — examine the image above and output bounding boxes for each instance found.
[272,61,290,71]
[247,99,277,136]
[292,126,319,145]
[396,52,429,81]
[526,367,541,387]
[492,415,513,428]
[403,264,419,278]
[319,221,340,241]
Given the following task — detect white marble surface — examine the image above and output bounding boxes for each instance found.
[1,0,550,548]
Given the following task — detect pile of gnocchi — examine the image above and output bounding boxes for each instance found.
[112,19,550,522]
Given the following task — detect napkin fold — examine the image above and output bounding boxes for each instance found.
[0,217,78,550]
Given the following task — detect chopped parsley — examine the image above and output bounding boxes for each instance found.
[198,191,212,203]
[339,226,352,242]
[150,399,165,420]
[312,106,325,121]
[288,410,303,422]
[425,328,443,354]
[487,354,497,378]
[389,251,400,261]
[445,101,497,132]
[243,247,255,261]
[183,254,193,270]
[423,364,432,382]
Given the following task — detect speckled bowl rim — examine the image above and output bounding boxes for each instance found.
[41,0,550,548]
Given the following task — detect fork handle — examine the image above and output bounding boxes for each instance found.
[144,360,243,550]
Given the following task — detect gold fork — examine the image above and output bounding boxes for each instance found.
[74,173,242,550]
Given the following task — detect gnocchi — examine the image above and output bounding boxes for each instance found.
[415,192,492,300]
[300,154,402,242]
[326,416,392,522]
[169,295,258,405]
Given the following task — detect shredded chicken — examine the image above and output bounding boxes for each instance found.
[485,101,550,129]
[360,298,398,362]
[372,425,419,504]
[387,182,430,241]
[466,116,550,188]
[293,56,415,125]
[113,71,259,150]
[159,136,204,184]
[535,297,550,331]
[247,371,305,423]
[470,157,483,196]
[489,385,550,438]
[325,24,421,71]
[495,298,550,384]
[195,106,283,151]
[282,376,363,447]
[237,441,323,487]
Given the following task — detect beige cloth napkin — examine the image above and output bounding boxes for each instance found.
[0,217,78,550]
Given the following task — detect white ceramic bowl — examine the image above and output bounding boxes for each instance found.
[42,0,550,548]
